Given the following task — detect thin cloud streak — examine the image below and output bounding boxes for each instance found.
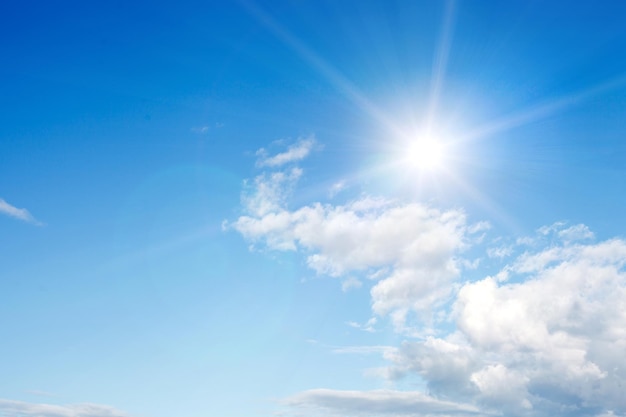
[283,389,483,417]
[256,137,316,167]
[0,198,41,225]
[0,398,129,417]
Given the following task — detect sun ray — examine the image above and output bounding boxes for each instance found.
[239,0,406,139]
[425,0,457,134]
[454,74,626,146]
[239,0,626,241]
[441,167,524,235]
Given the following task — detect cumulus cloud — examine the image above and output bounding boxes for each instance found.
[229,143,485,329]
[0,198,41,225]
[0,399,129,417]
[378,236,626,417]
[283,389,481,417]
[233,140,626,417]
[383,336,478,396]
[455,237,626,415]
[255,137,316,167]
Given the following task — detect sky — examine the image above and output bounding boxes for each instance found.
[2,1,626,417]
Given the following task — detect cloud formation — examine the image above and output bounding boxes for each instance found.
[232,141,626,417]
[231,147,485,330]
[0,198,40,225]
[0,399,129,417]
[456,237,626,415]
[382,227,626,417]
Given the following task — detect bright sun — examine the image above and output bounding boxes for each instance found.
[405,136,446,172]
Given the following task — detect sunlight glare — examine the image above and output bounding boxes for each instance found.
[406,136,446,171]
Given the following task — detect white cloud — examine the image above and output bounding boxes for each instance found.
[283,389,482,417]
[287,224,626,416]
[0,399,129,417]
[0,198,41,225]
[382,336,478,395]
[470,365,532,411]
[381,237,626,416]
[329,180,347,198]
[458,242,626,415]
[486,245,513,259]
[558,223,594,242]
[229,151,483,329]
[234,141,626,417]
[239,167,303,219]
[535,222,594,244]
[537,221,567,236]
[346,317,377,332]
[255,137,316,167]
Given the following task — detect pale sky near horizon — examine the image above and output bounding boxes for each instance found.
[2,1,626,417]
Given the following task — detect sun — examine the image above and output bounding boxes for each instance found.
[405,136,447,172]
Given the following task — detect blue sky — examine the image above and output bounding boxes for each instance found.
[2,1,626,417]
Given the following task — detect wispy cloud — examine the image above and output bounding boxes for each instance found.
[345,317,377,333]
[191,122,224,134]
[0,398,129,417]
[0,198,41,225]
[341,276,362,292]
[328,180,347,198]
[330,344,393,355]
[191,126,210,134]
[283,389,481,417]
[255,137,316,167]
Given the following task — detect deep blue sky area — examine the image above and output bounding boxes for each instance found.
[2,2,626,417]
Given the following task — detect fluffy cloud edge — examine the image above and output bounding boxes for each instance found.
[230,141,488,330]
[232,140,626,417]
